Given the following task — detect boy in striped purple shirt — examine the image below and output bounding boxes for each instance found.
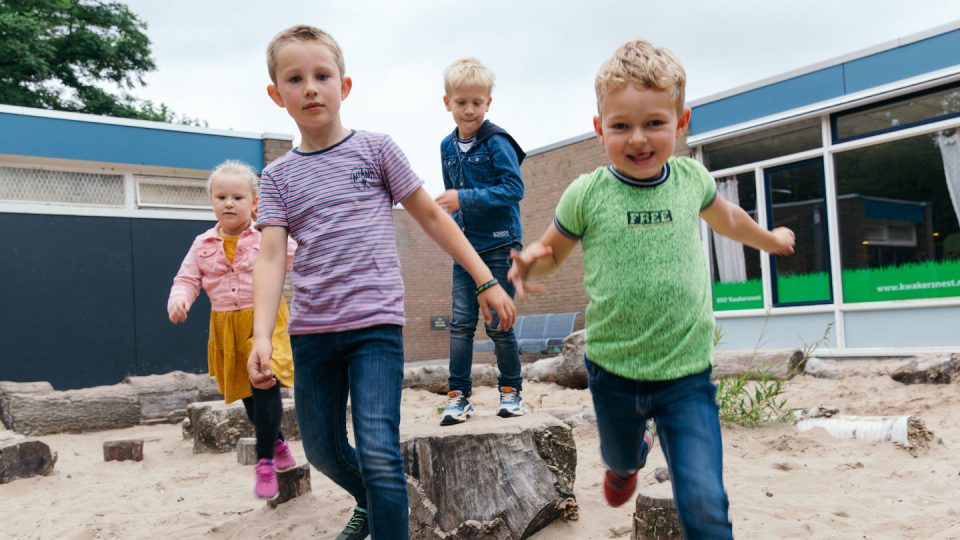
[246,25,516,540]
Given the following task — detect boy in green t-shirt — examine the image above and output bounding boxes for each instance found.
[508,40,795,539]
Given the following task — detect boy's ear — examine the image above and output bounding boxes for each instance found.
[593,115,604,143]
[340,76,353,100]
[675,107,691,138]
[443,94,451,111]
[267,84,285,108]
[485,95,492,109]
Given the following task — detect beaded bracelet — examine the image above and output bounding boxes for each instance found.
[475,278,499,296]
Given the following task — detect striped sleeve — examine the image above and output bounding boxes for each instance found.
[257,169,289,229]
[377,135,423,205]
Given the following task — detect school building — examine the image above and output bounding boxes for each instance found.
[401,20,960,360]
[0,104,293,389]
[3,21,958,389]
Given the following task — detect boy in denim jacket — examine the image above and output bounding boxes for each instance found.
[509,40,796,538]
[435,58,526,425]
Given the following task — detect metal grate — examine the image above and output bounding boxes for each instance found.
[0,165,125,206]
[136,176,208,209]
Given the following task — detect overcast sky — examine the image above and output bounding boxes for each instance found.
[121,1,960,195]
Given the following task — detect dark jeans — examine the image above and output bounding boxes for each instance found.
[291,325,407,540]
[448,244,522,397]
[585,358,733,540]
[240,383,285,460]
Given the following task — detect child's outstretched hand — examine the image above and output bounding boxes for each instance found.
[508,244,553,299]
[435,189,460,213]
[247,339,277,389]
[477,284,516,331]
[168,297,190,324]
[770,227,796,256]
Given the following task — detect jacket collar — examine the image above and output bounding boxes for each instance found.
[199,221,257,242]
[448,120,526,165]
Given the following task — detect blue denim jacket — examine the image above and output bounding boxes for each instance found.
[441,120,525,253]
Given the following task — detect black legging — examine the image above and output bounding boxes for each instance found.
[241,383,285,460]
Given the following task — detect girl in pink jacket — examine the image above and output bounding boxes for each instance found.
[168,160,297,499]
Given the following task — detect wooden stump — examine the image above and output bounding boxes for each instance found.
[185,399,299,454]
[103,439,144,462]
[236,437,257,465]
[632,482,681,540]
[267,464,311,508]
[0,431,57,483]
[402,413,578,540]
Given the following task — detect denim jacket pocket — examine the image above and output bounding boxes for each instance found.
[197,247,224,274]
[463,152,494,185]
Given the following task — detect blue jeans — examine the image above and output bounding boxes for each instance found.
[585,358,733,540]
[448,244,522,397]
[291,325,407,540]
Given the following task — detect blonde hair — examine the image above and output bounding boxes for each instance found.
[266,25,345,83]
[595,40,686,115]
[207,160,259,197]
[443,57,495,96]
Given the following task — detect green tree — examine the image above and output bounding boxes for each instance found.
[0,0,201,124]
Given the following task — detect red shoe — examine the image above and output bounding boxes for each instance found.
[603,469,638,507]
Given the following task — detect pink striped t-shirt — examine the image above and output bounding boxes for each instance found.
[257,131,423,335]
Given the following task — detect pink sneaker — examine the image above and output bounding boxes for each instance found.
[254,458,278,499]
[273,439,297,471]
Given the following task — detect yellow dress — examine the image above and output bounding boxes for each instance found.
[207,234,294,403]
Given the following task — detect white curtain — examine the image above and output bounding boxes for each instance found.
[935,130,960,225]
[712,177,747,282]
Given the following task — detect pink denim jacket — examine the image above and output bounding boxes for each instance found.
[168,223,296,312]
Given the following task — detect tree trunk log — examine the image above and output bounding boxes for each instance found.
[123,371,222,423]
[795,414,935,453]
[402,413,578,540]
[632,481,681,540]
[0,430,57,484]
[403,363,499,394]
[267,464,311,508]
[890,354,960,384]
[712,350,804,380]
[185,399,299,453]
[0,383,140,435]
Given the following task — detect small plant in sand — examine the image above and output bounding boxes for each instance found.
[713,318,832,427]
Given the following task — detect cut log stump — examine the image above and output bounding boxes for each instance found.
[632,481,681,540]
[0,430,57,483]
[236,437,257,465]
[0,382,139,435]
[402,413,578,540]
[267,464,311,508]
[403,363,499,394]
[185,399,299,453]
[103,439,143,462]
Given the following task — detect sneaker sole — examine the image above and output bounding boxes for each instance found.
[440,405,474,426]
[496,408,525,418]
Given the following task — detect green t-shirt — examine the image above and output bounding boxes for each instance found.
[555,157,718,381]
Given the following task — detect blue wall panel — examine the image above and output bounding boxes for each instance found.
[691,29,960,136]
[0,113,263,171]
[691,66,845,135]
[844,30,960,93]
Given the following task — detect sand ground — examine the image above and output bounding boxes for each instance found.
[4,372,959,539]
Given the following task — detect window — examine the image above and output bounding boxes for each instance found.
[710,172,764,311]
[832,83,960,142]
[765,158,832,306]
[702,118,821,171]
[834,129,960,302]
